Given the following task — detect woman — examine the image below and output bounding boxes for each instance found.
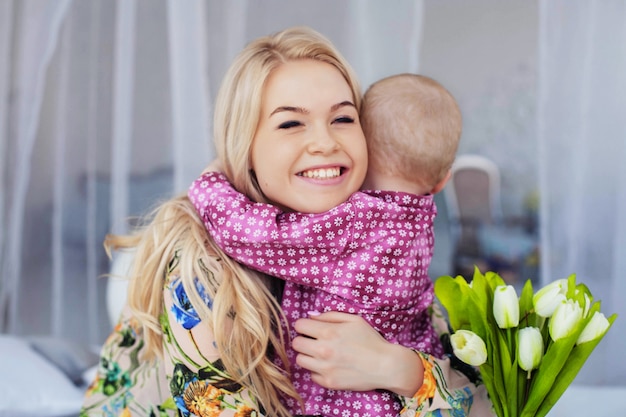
[81,26,490,417]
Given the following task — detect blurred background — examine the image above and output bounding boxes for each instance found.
[1,0,624,397]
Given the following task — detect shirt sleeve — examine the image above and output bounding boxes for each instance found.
[187,171,359,285]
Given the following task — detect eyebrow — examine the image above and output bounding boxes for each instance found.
[332,100,356,112]
[269,100,356,117]
[270,106,308,116]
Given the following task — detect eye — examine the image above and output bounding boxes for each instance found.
[333,116,355,124]
[278,120,302,129]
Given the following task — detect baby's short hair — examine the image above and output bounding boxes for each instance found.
[361,74,462,189]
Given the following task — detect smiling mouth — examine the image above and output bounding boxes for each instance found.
[298,167,343,179]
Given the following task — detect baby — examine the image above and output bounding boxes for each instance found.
[189,73,461,416]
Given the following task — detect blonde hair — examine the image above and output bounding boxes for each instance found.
[361,73,462,189]
[107,26,362,417]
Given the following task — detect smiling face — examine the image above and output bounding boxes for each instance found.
[251,59,368,214]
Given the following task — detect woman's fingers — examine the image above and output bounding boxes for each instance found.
[293,311,361,339]
[291,311,387,391]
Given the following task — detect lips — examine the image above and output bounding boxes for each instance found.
[298,167,343,179]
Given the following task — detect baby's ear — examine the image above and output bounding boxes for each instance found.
[430,170,452,194]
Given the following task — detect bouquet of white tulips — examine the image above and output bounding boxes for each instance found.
[434,269,616,417]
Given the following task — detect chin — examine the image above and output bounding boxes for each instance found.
[305,199,344,214]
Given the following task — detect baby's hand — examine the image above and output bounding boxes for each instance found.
[203,159,223,174]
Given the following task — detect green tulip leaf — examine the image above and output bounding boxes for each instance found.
[480,362,506,417]
[518,279,536,327]
[434,275,470,330]
[505,335,519,417]
[517,365,529,412]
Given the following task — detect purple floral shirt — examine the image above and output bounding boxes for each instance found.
[189,172,444,416]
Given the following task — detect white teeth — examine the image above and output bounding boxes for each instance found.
[301,167,341,179]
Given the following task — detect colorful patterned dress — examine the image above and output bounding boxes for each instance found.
[80,250,492,417]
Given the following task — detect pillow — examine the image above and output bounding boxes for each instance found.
[0,335,85,417]
[28,336,100,386]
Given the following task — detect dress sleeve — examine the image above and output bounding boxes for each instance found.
[187,171,359,286]
[161,266,267,416]
[398,353,495,417]
[81,255,268,417]
[397,303,495,417]
[80,304,175,416]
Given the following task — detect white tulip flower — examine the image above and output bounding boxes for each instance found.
[493,285,520,328]
[549,299,583,342]
[517,327,544,372]
[533,279,568,317]
[577,311,610,345]
[450,330,488,367]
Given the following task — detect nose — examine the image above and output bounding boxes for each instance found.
[307,126,340,154]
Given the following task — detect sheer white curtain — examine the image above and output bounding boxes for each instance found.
[0,0,425,346]
[538,0,626,384]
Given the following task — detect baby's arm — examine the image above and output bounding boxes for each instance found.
[188,171,357,286]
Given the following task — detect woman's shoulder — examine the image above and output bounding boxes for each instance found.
[80,308,173,416]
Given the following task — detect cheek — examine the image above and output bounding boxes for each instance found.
[251,129,280,171]
[250,151,279,197]
[355,136,369,168]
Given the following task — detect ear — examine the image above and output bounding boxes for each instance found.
[430,169,452,194]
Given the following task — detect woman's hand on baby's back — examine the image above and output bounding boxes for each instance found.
[292,311,424,397]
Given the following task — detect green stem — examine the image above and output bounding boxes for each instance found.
[523,370,532,413]
[537,315,546,331]
[520,369,534,416]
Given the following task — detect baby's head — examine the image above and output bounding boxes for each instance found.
[361,74,461,193]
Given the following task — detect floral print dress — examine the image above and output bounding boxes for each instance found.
[80,253,493,417]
